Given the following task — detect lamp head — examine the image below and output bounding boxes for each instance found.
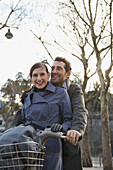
[5,29,13,39]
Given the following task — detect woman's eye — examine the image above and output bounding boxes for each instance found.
[40,73,45,76]
[33,74,38,77]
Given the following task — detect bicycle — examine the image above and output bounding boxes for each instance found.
[0,127,66,170]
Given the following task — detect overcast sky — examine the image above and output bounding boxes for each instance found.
[0,26,84,89]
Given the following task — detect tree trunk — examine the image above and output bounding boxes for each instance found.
[101,91,113,170]
[82,126,93,167]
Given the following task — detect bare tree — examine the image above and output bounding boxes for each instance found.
[63,0,112,169]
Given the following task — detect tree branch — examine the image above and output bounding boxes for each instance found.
[30,30,54,60]
[70,0,90,27]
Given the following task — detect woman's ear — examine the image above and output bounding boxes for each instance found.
[48,72,50,80]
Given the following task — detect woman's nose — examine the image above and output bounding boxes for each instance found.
[37,76,41,80]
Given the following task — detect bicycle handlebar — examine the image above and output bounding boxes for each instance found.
[37,128,66,145]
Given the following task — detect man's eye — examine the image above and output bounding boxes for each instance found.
[57,67,62,70]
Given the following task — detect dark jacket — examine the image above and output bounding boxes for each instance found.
[68,84,87,136]
[62,83,88,170]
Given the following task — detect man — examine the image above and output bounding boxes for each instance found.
[10,57,87,170]
[51,57,88,170]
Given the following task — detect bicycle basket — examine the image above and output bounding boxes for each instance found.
[0,141,45,170]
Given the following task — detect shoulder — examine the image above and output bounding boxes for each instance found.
[56,86,67,93]
[68,83,84,100]
[54,86,69,98]
[47,82,69,96]
[21,88,33,104]
[69,83,82,93]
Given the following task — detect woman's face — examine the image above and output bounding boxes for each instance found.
[31,67,50,89]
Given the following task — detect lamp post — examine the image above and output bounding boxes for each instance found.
[5,28,13,39]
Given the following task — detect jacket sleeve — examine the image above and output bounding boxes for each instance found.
[59,89,72,133]
[68,84,88,136]
[10,109,22,128]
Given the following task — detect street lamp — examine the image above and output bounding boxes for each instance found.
[5,28,13,39]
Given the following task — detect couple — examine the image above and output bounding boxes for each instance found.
[10,57,88,170]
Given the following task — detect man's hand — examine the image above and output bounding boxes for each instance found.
[66,130,81,146]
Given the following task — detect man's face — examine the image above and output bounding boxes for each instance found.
[51,61,68,86]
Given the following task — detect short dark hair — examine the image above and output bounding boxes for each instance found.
[54,57,71,73]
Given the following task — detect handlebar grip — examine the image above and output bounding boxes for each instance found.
[37,128,64,145]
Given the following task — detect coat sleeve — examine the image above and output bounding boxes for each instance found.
[9,92,29,128]
[59,89,72,133]
[10,109,22,128]
[68,84,88,136]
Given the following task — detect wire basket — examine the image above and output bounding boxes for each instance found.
[0,141,46,170]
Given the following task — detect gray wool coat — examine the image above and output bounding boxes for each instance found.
[62,83,88,170]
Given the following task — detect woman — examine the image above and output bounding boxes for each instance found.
[20,62,72,170]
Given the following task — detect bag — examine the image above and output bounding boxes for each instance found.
[0,125,43,169]
[0,124,39,145]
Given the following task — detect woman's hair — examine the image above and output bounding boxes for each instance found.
[30,62,49,78]
[21,62,49,104]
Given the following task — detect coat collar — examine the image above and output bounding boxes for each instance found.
[62,79,70,90]
[28,82,56,96]
[24,82,56,107]
[45,81,56,92]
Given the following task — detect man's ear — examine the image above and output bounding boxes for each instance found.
[66,71,71,78]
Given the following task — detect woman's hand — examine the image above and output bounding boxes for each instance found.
[51,123,63,132]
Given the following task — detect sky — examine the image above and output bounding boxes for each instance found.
[0,28,38,87]
[0,0,58,87]
[0,27,84,89]
[0,0,73,87]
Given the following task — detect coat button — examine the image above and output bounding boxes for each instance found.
[42,117,46,121]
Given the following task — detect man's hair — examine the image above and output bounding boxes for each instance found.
[54,57,72,73]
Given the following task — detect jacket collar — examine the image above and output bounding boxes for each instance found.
[45,82,56,92]
[63,79,70,90]
[27,81,56,96]
[24,82,56,107]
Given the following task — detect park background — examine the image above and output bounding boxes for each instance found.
[0,0,113,169]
